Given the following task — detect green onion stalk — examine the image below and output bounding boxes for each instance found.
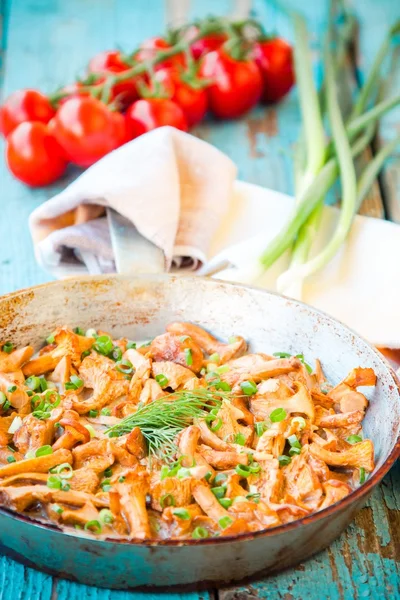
[277,32,358,291]
[257,16,400,295]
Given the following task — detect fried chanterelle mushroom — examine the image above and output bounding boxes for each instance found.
[0,325,375,541]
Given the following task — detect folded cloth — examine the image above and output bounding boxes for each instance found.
[205,181,400,349]
[30,127,237,278]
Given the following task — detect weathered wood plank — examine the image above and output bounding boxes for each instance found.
[350,0,400,222]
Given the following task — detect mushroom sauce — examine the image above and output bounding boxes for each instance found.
[0,323,375,540]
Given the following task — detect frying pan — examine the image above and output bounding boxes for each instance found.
[0,274,399,589]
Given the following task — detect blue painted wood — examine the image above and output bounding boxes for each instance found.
[0,1,399,599]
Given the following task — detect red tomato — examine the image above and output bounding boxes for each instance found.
[253,38,295,103]
[125,98,188,139]
[0,89,55,138]
[51,96,127,168]
[154,68,208,127]
[88,50,138,104]
[6,121,67,187]
[190,33,227,60]
[200,49,262,119]
[135,37,185,71]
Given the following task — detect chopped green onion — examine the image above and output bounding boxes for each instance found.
[65,375,84,391]
[215,381,231,392]
[209,353,220,363]
[85,424,96,438]
[240,380,257,396]
[7,445,15,453]
[278,455,291,467]
[81,350,91,359]
[228,336,238,344]
[25,376,41,391]
[184,348,193,366]
[232,495,248,504]
[50,463,73,477]
[39,378,48,392]
[85,328,97,338]
[204,471,213,483]
[126,341,136,349]
[101,408,111,416]
[99,509,114,525]
[173,508,190,520]
[89,410,99,418]
[61,480,70,491]
[213,472,228,485]
[211,486,227,499]
[73,327,85,336]
[233,433,246,446]
[218,516,233,529]
[7,385,17,393]
[235,464,251,478]
[46,333,55,344]
[246,492,261,503]
[216,365,229,375]
[219,498,233,509]
[192,526,209,539]
[104,467,113,478]
[155,374,169,387]
[177,467,192,479]
[35,445,53,457]
[255,422,267,437]
[270,408,287,423]
[6,456,16,463]
[2,342,13,354]
[295,354,313,374]
[115,359,133,374]
[160,493,176,508]
[51,503,64,514]
[47,475,62,489]
[209,418,222,433]
[273,352,291,358]
[110,346,123,361]
[347,435,362,445]
[101,479,112,492]
[84,520,102,534]
[288,435,301,450]
[359,467,366,484]
[249,462,261,474]
[93,335,113,356]
[0,392,7,406]
[118,475,126,483]
[292,416,306,430]
[179,336,191,343]
[289,447,301,456]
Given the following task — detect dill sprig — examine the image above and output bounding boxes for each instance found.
[106,388,231,461]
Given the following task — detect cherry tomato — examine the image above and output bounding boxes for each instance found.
[154,68,208,127]
[6,121,67,187]
[253,38,295,104]
[135,37,185,71]
[190,32,227,60]
[200,49,262,119]
[51,96,127,168]
[125,98,188,139]
[0,89,55,138]
[88,50,138,105]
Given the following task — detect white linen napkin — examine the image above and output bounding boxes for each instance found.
[29,130,400,348]
[30,126,237,278]
[207,181,400,349]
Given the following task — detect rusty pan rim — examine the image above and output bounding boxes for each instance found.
[0,274,399,548]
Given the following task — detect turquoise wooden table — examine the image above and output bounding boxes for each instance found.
[0,1,399,598]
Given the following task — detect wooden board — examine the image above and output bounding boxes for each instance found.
[0,1,399,598]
